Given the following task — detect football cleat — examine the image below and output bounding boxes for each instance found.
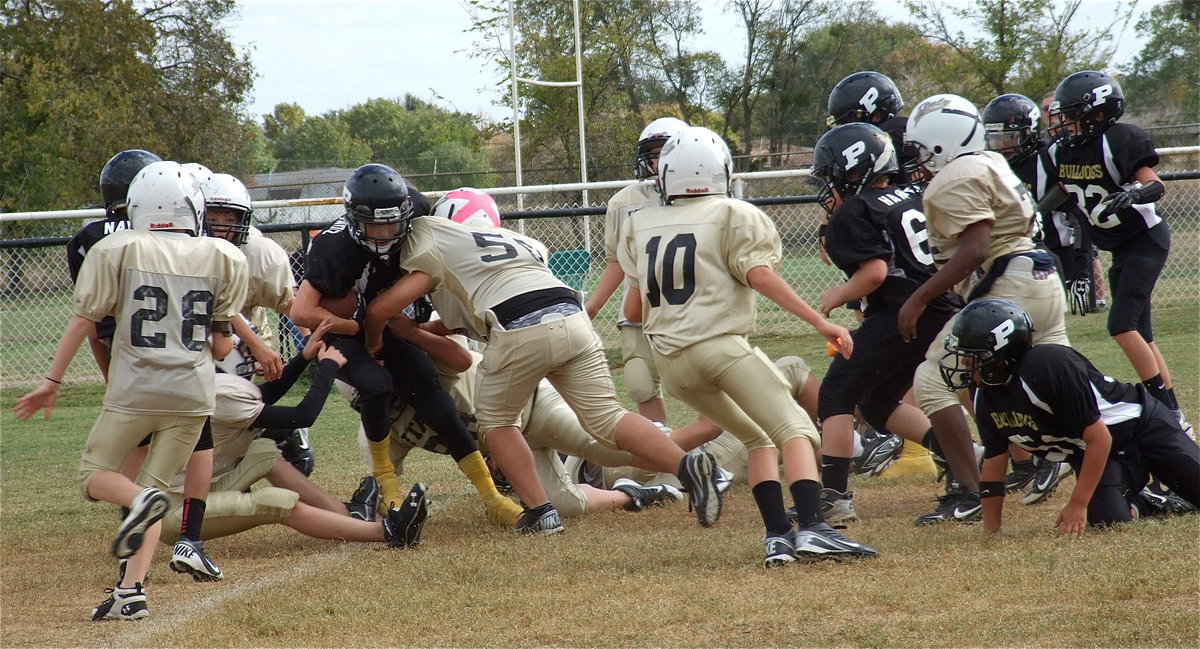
[851,429,904,476]
[169,538,224,582]
[345,476,381,522]
[92,583,148,621]
[792,522,878,561]
[1022,459,1071,505]
[1172,409,1194,441]
[714,466,734,494]
[382,483,431,548]
[1004,459,1038,492]
[1133,481,1197,518]
[612,478,683,511]
[677,450,723,527]
[112,488,170,559]
[763,532,797,567]
[276,427,315,476]
[915,484,982,525]
[819,487,858,524]
[514,504,565,535]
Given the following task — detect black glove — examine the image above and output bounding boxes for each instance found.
[1097,180,1165,219]
[1068,278,1091,316]
[406,296,434,324]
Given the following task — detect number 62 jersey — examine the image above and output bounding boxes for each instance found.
[618,194,780,356]
[74,229,248,416]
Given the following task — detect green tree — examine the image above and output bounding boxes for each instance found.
[1,0,256,218]
[271,116,371,172]
[902,0,1131,102]
[1123,0,1199,125]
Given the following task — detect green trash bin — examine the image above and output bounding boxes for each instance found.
[548,248,592,292]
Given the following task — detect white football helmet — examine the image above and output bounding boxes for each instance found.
[126,160,206,235]
[905,94,985,174]
[432,187,501,228]
[215,332,259,379]
[656,126,732,203]
[201,173,254,246]
[635,117,689,180]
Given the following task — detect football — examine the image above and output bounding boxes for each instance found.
[320,290,359,319]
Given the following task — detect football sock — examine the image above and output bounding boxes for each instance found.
[180,498,206,541]
[922,429,942,457]
[1141,375,1174,409]
[458,451,522,525]
[751,480,792,535]
[882,439,938,478]
[1164,386,1180,410]
[788,479,823,527]
[367,438,404,509]
[820,456,852,493]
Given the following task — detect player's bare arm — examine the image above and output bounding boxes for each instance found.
[13,314,96,421]
[291,279,360,335]
[363,271,434,357]
[747,265,853,358]
[979,452,1009,533]
[584,261,625,319]
[898,220,991,341]
[1056,420,1112,539]
[387,314,472,372]
[819,258,887,317]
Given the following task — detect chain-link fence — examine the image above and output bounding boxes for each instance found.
[3,156,1198,388]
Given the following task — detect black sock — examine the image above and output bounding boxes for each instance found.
[181,498,206,542]
[1164,387,1180,410]
[922,429,943,457]
[820,456,852,493]
[788,479,823,527]
[750,481,792,535]
[1141,374,1172,409]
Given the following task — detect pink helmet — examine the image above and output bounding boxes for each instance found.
[431,187,501,228]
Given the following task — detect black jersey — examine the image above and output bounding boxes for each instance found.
[1051,123,1163,251]
[304,186,430,301]
[973,345,1155,463]
[1009,144,1072,249]
[304,217,404,303]
[879,115,916,183]
[66,217,130,340]
[825,182,958,315]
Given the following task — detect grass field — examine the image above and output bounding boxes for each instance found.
[1,306,1197,647]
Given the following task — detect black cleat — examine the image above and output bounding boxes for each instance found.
[382,483,430,548]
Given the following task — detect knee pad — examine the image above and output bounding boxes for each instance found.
[623,357,661,404]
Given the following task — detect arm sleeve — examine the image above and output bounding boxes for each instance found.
[251,359,339,430]
[257,351,315,405]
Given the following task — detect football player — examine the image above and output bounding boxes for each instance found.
[289,164,519,526]
[940,299,1198,535]
[14,161,248,621]
[66,149,163,378]
[584,117,689,425]
[811,122,962,523]
[619,126,877,566]
[362,184,724,536]
[898,94,1070,525]
[1044,71,1189,434]
[826,71,919,181]
[982,93,1075,504]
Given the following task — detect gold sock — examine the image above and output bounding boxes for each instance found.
[368,439,404,509]
[458,451,523,525]
[883,439,938,479]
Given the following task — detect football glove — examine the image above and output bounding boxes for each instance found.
[1097,180,1165,219]
[1068,278,1091,316]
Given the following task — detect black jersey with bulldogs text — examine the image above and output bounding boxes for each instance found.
[66,217,130,340]
[1052,123,1163,251]
[825,182,958,316]
[1009,143,1065,248]
[973,344,1153,463]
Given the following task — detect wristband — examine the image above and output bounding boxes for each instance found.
[211,320,232,334]
[979,481,1005,499]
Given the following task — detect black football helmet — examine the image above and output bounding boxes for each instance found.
[811,123,898,214]
[939,299,1033,389]
[826,71,904,128]
[99,149,162,217]
[982,94,1041,164]
[342,163,414,254]
[1049,71,1125,146]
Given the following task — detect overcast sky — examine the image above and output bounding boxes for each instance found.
[225,0,1153,122]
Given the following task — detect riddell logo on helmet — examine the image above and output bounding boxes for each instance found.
[685,188,710,193]
[150,222,173,229]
